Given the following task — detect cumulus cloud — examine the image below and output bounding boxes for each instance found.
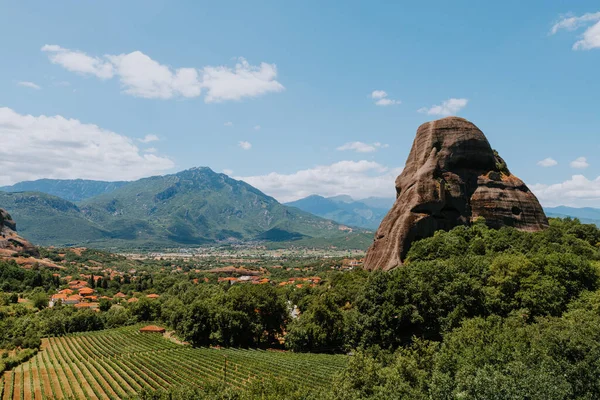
[337,141,389,153]
[235,160,401,202]
[42,44,114,79]
[202,58,284,103]
[238,141,252,150]
[106,51,202,99]
[570,156,589,169]
[0,107,174,185]
[42,45,284,101]
[17,81,41,90]
[370,90,400,106]
[138,134,159,143]
[550,12,600,50]
[537,157,558,167]
[418,98,468,116]
[532,175,600,207]
[222,169,234,176]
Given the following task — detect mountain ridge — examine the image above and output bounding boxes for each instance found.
[0,168,370,249]
[285,194,393,229]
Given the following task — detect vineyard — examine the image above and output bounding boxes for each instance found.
[0,326,348,400]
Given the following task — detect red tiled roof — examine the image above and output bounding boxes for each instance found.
[139,325,165,333]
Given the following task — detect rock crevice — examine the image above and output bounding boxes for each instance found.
[364,117,548,271]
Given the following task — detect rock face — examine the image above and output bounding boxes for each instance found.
[364,117,548,271]
[0,208,38,256]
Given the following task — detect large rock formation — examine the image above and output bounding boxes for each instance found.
[0,208,38,256]
[364,117,548,271]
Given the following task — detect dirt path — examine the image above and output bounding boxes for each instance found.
[23,363,33,400]
[30,357,43,400]
[11,366,22,400]
[36,354,54,399]
[2,372,14,400]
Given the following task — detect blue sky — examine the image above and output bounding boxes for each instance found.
[1,1,599,206]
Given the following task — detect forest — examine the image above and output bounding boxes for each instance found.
[1,217,600,399]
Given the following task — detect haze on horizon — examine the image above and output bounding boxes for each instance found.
[1,1,599,207]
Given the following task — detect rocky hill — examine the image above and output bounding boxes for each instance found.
[364,117,548,271]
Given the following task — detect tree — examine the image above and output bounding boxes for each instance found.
[32,292,48,310]
[99,298,112,312]
[286,293,345,352]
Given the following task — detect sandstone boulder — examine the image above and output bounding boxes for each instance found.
[0,208,38,256]
[364,117,548,271]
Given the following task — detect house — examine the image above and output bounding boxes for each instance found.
[49,293,67,307]
[114,292,127,299]
[146,294,160,299]
[127,297,139,303]
[58,288,74,295]
[75,302,99,310]
[139,325,166,334]
[79,287,95,296]
[64,295,82,305]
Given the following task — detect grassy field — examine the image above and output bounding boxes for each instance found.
[0,326,348,400]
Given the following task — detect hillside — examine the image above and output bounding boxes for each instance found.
[0,191,108,246]
[285,195,392,229]
[0,179,128,202]
[0,168,369,249]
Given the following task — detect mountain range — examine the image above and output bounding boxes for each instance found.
[0,168,371,249]
[544,206,600,227]
[285,195,394,230]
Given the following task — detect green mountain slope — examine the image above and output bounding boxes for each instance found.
[0,168,370,249]
[285,194,391,229]
[80,168,352,246]
[0,191,109,246]
[0,179,128,202]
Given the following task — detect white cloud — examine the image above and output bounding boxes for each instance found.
[224,121,233,127]
[202,58,284,103]
[238,141,252,150]
[337,141,389,153]
[531,175,600,207]
[254,125,261,131]
[106,51,202,99]
[223,169,234,176]
[41,44,114,79]
[42,45,283,101]
[370,90,387,99]
[537,157,558,167]
[138,134,159,143]
[144,147,158,153]
[370,90,400,106]
[550,12,600,50]
[418,98,468,116]
[17,81,41,90]
[570,156,589,169]
[375,98,400,106]
[0,107,174,185]
[235,160,401,202]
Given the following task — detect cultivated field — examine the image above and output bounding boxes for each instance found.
[0,326,348,400]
